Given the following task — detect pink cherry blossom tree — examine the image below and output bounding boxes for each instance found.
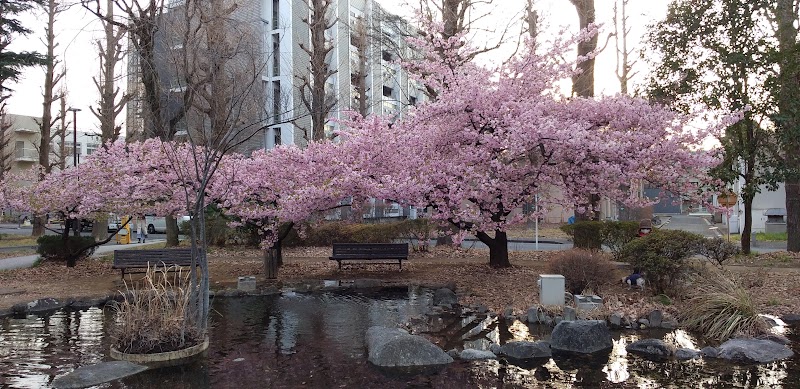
[341,23,734,268]
[212,140,372,278]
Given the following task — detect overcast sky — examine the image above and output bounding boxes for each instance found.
[6,0,669,134]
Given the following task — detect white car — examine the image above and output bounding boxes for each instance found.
[145,215,191,234]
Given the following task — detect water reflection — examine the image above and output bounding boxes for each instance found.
[0,292,798,388]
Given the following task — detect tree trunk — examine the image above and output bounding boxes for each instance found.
[741,194,753,255]
[92,215,107,241]
[787,179,800,252]
[264,247,278,279]
[476,230,511,268]
[165,215,179,246]
[32,215,46,237]
[775,0,799,252]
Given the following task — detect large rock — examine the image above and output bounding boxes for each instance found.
[459,349,497,360]
[717,338,794,364]
[675,348,701,360]
[500,341,552,359]
[12,297,64,315]
[433,288,458,307]
[366,326,453,367]
[550,320,612,354]
[52,361,148,389]
[625,339,675,360]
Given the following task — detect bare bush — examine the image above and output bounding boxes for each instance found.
[546,249,616,295]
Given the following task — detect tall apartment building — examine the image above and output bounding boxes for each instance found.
[126,0,424,153]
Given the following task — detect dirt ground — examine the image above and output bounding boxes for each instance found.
[1,245,799,320]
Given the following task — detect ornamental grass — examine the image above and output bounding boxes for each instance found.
[110,265,202,354]
[678,270,768,342]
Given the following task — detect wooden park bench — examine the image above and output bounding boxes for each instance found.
[112,248,201,279]
[329,243,409,270]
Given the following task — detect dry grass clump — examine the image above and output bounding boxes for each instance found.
[110,265,202,354]
[679,269,768,341]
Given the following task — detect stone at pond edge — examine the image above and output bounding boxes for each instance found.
[459,349,497,360]
[433,288,458,307]
[648,310,663,328]
[717,338,794,364]
[12,297,63,315]
[366,326,453,367]
[52,361,148,389]
[781,313,800,323]
[500,341,552,359]
[756,334,791,345]
[563,307,576,321]
[700,346,719,358]
[609,313,623,328]
[626,339,675,360]
[675,348,701,360]
[527,307,538,324]
[550,320,612,354]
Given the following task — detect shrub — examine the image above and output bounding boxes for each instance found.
[618,229,705,295]
[600,221,640,260]
[679,270,768,341]
[560,221,603,250]
[546,249,616,295]
[110,265,201,354]
[395,218,439,252]
[296,221,407,246]
[36,235,96,266]
[697,237,740,267]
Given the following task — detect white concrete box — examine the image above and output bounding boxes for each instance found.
[538,274,565,306]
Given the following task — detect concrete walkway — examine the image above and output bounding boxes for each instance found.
[0,239,166,271]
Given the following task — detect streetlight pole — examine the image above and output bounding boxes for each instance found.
[67,107,81,166]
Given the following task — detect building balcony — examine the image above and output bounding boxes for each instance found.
[14,127,38,134]
[14,148,38,162]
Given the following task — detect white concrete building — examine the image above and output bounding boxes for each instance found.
[726,183,787,234]
[126,0,424,153]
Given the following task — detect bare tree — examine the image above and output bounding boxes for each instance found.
[84,0,191,246]
[414,0,511,99]
[33,0,67,237]
[84,0,130,241]
[524,0,539,43]
[296,0,336,142]
[613,0,637,95]
[350,14,369,117]
[567,0,597,98]
[54,89,68,170]
[167,0,272,333]
[0,109,12,180]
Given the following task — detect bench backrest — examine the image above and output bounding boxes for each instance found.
[331,243,408,258]
[113,248,200,268]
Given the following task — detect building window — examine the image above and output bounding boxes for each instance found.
[274,128,281,146]
[272,0,279,28]
[409,96,417,106]
[272,34,280,76]
[272,81,281,122]
[382,85,393,98]
[381,50,392,62]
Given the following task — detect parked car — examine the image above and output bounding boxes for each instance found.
[145,214,191,234]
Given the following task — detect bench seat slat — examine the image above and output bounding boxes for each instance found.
[112,248,202,278]
[329,243,409,270]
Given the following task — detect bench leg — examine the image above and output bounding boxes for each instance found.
[399,259,402,271]
[338,260,342,270]
[120,268,125,280]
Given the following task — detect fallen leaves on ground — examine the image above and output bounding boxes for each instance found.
[1,246,798,320]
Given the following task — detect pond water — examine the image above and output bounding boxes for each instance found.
[0,288,798,388]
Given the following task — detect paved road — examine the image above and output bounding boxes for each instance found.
[658,213,787,253]
[0,239,167,271]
